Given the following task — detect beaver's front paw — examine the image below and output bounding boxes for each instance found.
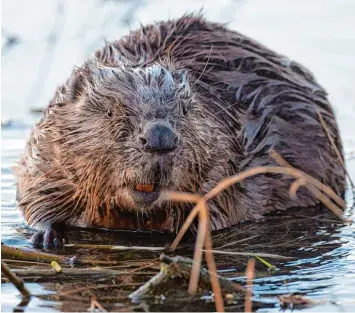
[31,226,67,249]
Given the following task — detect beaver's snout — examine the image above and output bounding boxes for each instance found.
[139,120,178,153]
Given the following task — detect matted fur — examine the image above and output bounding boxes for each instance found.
[14,13,346,232]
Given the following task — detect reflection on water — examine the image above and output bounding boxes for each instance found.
[1,0,355,312]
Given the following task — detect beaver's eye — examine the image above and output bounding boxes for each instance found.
[105,108,112,118]
[181,101,192,116]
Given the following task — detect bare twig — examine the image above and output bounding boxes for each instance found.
[165,149,349,312]
[168,162,348,250]
[7,267,158,284]
[289,178,306,200]
[64,243,166,251]
[188,201,208,295]
[14,296,31,313]
[1,259,51,266]
[164,192,202,248]
[215,235,259,250]
[1,261,31,298]
[1,244,119,266]
[244,258,255,312]
[89,298,107,312]
[1,244,65,263]
[203,202,224,312]
[164,191,201,204]
[270,150,348,221]
[57,283,143,297]
[202,250,293,260]
[269,150,346,207]
[10,267,138,278]
[307,184,346,220]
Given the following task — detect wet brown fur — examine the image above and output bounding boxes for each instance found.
[14,13,346,232]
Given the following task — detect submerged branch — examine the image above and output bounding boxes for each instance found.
[1,261,31,298]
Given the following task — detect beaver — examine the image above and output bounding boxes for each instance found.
[14,13,346,248]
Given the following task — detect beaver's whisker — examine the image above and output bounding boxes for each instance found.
[208,102,238,118]
[191,45,213,89]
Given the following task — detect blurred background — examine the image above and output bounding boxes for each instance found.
[2,0,355,130]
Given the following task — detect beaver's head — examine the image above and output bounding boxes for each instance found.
[49,62,226,225]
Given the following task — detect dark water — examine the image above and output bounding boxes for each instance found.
[2,0,355,312]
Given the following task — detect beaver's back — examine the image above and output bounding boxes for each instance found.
[95,13,345,199]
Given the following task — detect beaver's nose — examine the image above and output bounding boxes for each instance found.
[139,121,178,153]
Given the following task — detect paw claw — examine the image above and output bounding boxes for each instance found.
[30,226,67,249]
[30,231,44,247]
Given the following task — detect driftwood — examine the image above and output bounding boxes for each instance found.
[1,244,118,266]
[7,267,157,281]
[1,244,65,263]
[64,243,166,251]
[1,261,31,298]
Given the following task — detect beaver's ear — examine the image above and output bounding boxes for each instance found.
[172,69,190,97]
[68,63,113,102]
[68,68,90,102]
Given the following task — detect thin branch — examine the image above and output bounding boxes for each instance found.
[1,244,119,266]
[1,244,66,263]
[203,202,224,312]
[244,258,255,312]
[188,201,208,294]
[215,235,260,250]
[1,261,31,298]
[270,150,348,221]
[64,243,166,251]
[165,150,349,313]
[202,250,293,260]
[90,299,107,312]
[168,161,348,249]
[8,267,153,279]
[289,178,306,200]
